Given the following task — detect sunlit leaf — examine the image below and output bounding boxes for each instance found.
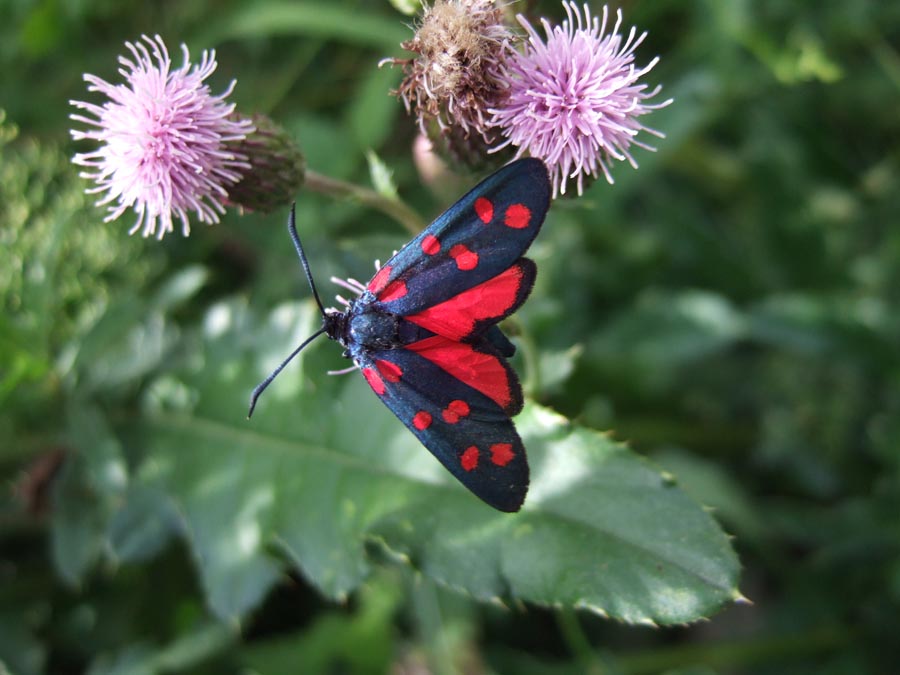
[128,302,739,623]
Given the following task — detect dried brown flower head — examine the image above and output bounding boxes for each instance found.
[385,0,513,153]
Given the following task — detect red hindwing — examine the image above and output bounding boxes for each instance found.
[404,260,535,342]
[405,336,520,414]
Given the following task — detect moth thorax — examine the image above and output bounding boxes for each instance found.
[348,308,399,351]
[323,310,349,344]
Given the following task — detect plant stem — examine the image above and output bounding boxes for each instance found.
[555,609,608,675]
[304,169,425,236]
[616,625,849,674]
[516,322,541,400]
[412,578,456,675]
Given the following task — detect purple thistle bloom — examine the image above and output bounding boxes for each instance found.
[70,35,254,239]
[490,2,673,197]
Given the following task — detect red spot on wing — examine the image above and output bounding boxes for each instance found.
[362,367,386,395]
[504,203,531,229]
[442,399,470,424]
[406,264,526,341]
[412,411,432,430]
[407,337,513,410]
[475,197,494,223]
[368,265,392,294]
[375,359,402,382]
[461,446,479,472]
[449,244,479,271]
[421,234,440,255]
[379,279,407,302]
[490,443,515,466]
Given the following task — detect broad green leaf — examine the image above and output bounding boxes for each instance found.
[239,576,399,674]
[588,290,746,393]
[348,66,403,152]
[68,266,206,393]
[743,26,843,84]
[107,485,177,565]
[287,113,359,180]
[198,3,409,51]
[651,447,768,544]
[0,119,159,433]
[86,623,234,675]
[0,610,45,675]
[535,343,583,396]
[129,302,740,623]
[51,404,128,585]
[371,403,740,624]
[66,292,166,391]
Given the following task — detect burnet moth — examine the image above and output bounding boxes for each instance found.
[249,158,551,512]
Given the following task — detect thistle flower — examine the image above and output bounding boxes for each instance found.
[70,34,254,239]
[385,0,513,156]
[490,2,673,196]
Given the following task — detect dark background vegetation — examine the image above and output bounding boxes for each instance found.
[2,0,900,673]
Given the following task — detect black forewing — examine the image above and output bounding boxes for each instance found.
[365,159,550,317]
[357,345,529,512]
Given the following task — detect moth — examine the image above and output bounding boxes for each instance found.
[249,158,551,511]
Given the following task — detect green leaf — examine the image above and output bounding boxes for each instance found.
[387,0,422,16]
[51,404,128,585]
[588,290,747,393]
[197,3,409,51]
[287,113,359,180]
[365,150,399,201]
[129,302,740,623]
[651,447,768,545]
[239,576,399,674]
[371,404,740,624]
[348,67,403,152]
[535,343,583,396]
[68,266,206,393]
[0,610,45,675]
[86,623,234,675]
[107,485,177,565]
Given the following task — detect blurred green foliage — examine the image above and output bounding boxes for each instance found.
[2,0,900,674]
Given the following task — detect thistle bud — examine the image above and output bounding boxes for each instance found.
[226,114,306,214]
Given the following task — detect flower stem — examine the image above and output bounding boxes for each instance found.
[615,624,849,674]
[556,608,609,675]
[517,321,541,399]
[304,169,425,236]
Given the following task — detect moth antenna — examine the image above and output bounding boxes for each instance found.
[288,204,327,318]
[248,327,327,418]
